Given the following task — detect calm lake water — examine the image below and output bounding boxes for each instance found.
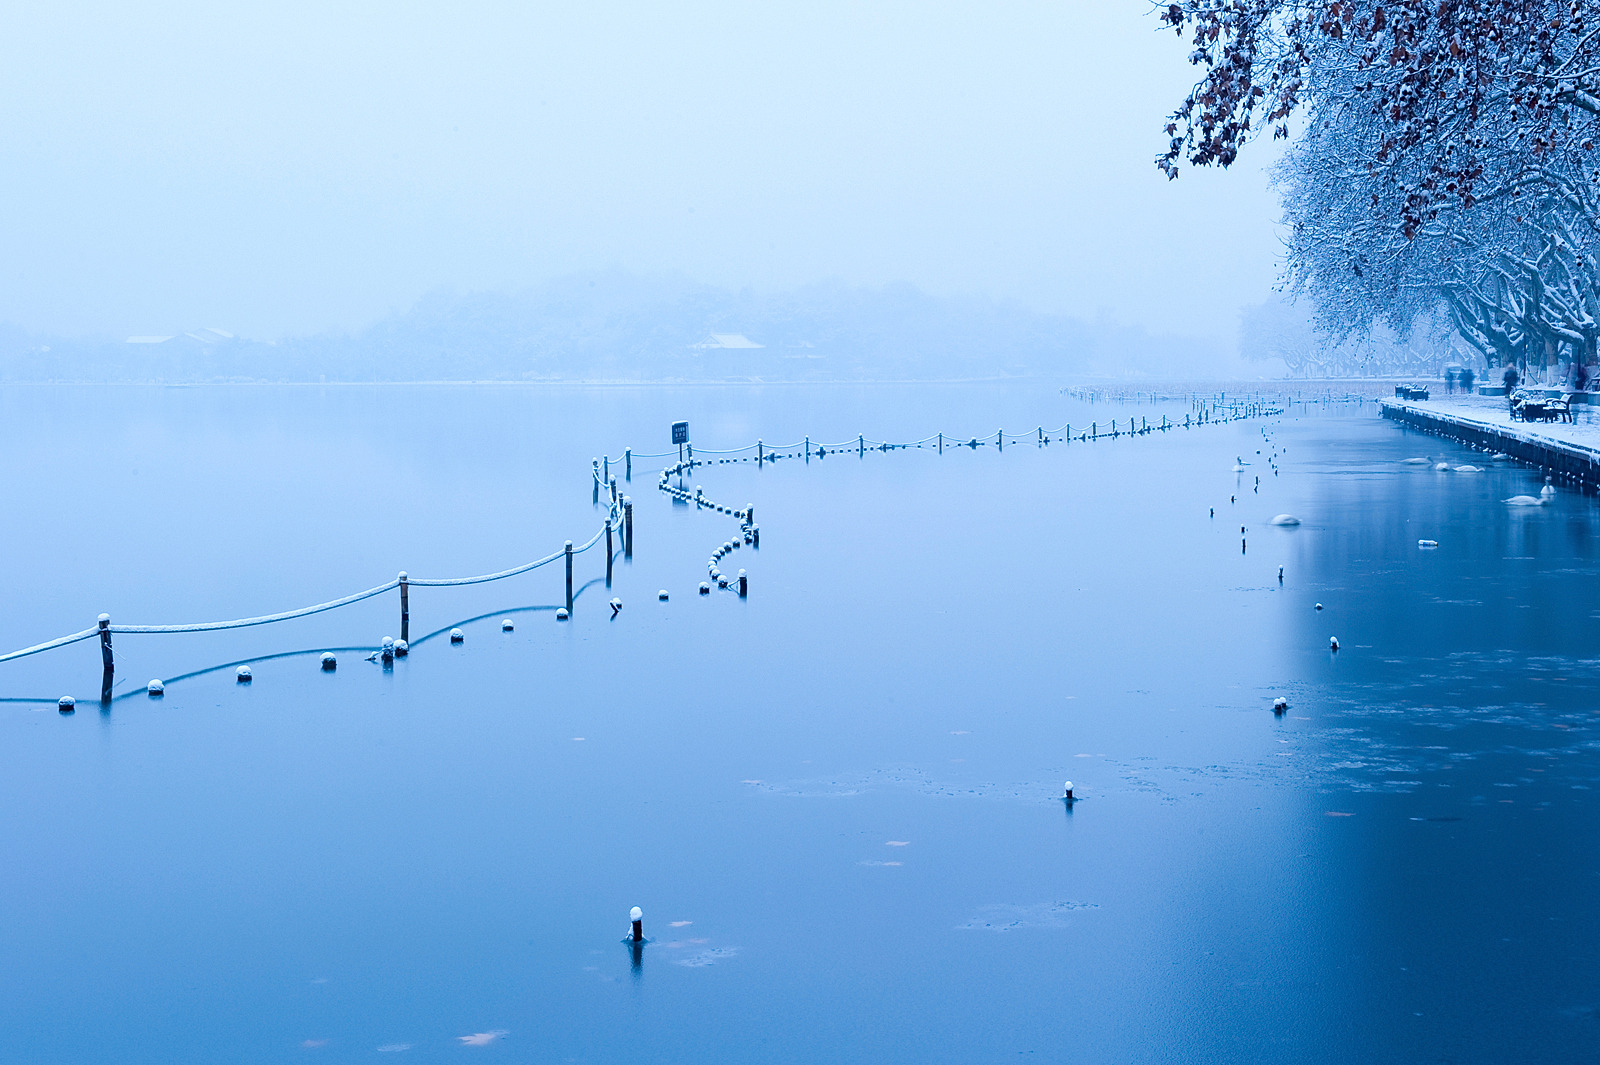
[1,382,1597,1064]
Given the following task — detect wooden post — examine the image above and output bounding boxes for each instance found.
[625,448,632,480]
[97,613,113,704]
[610,477,618,504]
[859,434,864,457]
[1038,427,1043,444]
[623,497,633,558]
[565,541,574,613]
[938,432,943,454]
[806,436,811,463]
[687,442,693,467]
[757,439,763,466]
[1092,421,1097,440]
[604,455,609,481]
[605,519,614,586]
[399,572,409,642]
[97,613,112,671]
[746,505,754,525]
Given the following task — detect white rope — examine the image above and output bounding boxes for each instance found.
[408,550,565,587]
[111,580,402,633]
[2,504,622,661]
[0,627,100,664]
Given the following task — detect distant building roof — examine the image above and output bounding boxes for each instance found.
[126,328,236,345]
[692,333,764,349]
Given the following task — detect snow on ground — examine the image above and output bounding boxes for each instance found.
[1389,394,1600,455]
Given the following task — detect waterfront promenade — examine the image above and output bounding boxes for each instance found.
[1381,394,1600,486]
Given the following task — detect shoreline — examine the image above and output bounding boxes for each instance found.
[1381,397,1600,488]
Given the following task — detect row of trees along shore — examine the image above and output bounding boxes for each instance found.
[1164,0,1600,380]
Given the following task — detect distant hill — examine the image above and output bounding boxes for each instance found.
[0,271,1234,383]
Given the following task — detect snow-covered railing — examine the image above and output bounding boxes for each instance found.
[602,402,1278,474]
[648,402,1285,598]
[8,399,1284,701]
[0,496,626,674]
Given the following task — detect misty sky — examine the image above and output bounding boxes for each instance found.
[0,1,1283,340]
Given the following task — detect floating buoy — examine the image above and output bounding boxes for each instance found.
[658,589,669,601]
[237,665,253,682]
[321,652,337,671]
[1329,637,1339,652]
[450,628,465,643]
[699,582,710,595]
[147,679,164,696]
[1269,514,1301,526]
[1273,696,1288,713]
[610,597,622,617]
[1062,781,1076,804]
[394,639,408,656]
[58,696,74,713]
[502,618,514,631]
[1418,539,1439,548]
[556,608,570,620]
[1315,603,1323,611]
[381,636,394,661]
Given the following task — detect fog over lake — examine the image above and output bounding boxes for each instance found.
[5,1,1597,1061]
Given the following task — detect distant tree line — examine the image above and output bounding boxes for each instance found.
[0,273,1229,383]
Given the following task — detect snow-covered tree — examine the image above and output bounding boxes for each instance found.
[1160,0,1600,375]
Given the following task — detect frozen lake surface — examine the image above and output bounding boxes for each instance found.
[1,383,1598,1063]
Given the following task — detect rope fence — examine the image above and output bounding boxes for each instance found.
[0,495,626,677]
[646,399,1288,597]
[5,392,1291,702]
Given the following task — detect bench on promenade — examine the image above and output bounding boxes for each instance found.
[1510,388,1574,423]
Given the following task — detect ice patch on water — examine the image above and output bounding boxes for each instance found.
[675,947,739,967]
[958,901,1099,931]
